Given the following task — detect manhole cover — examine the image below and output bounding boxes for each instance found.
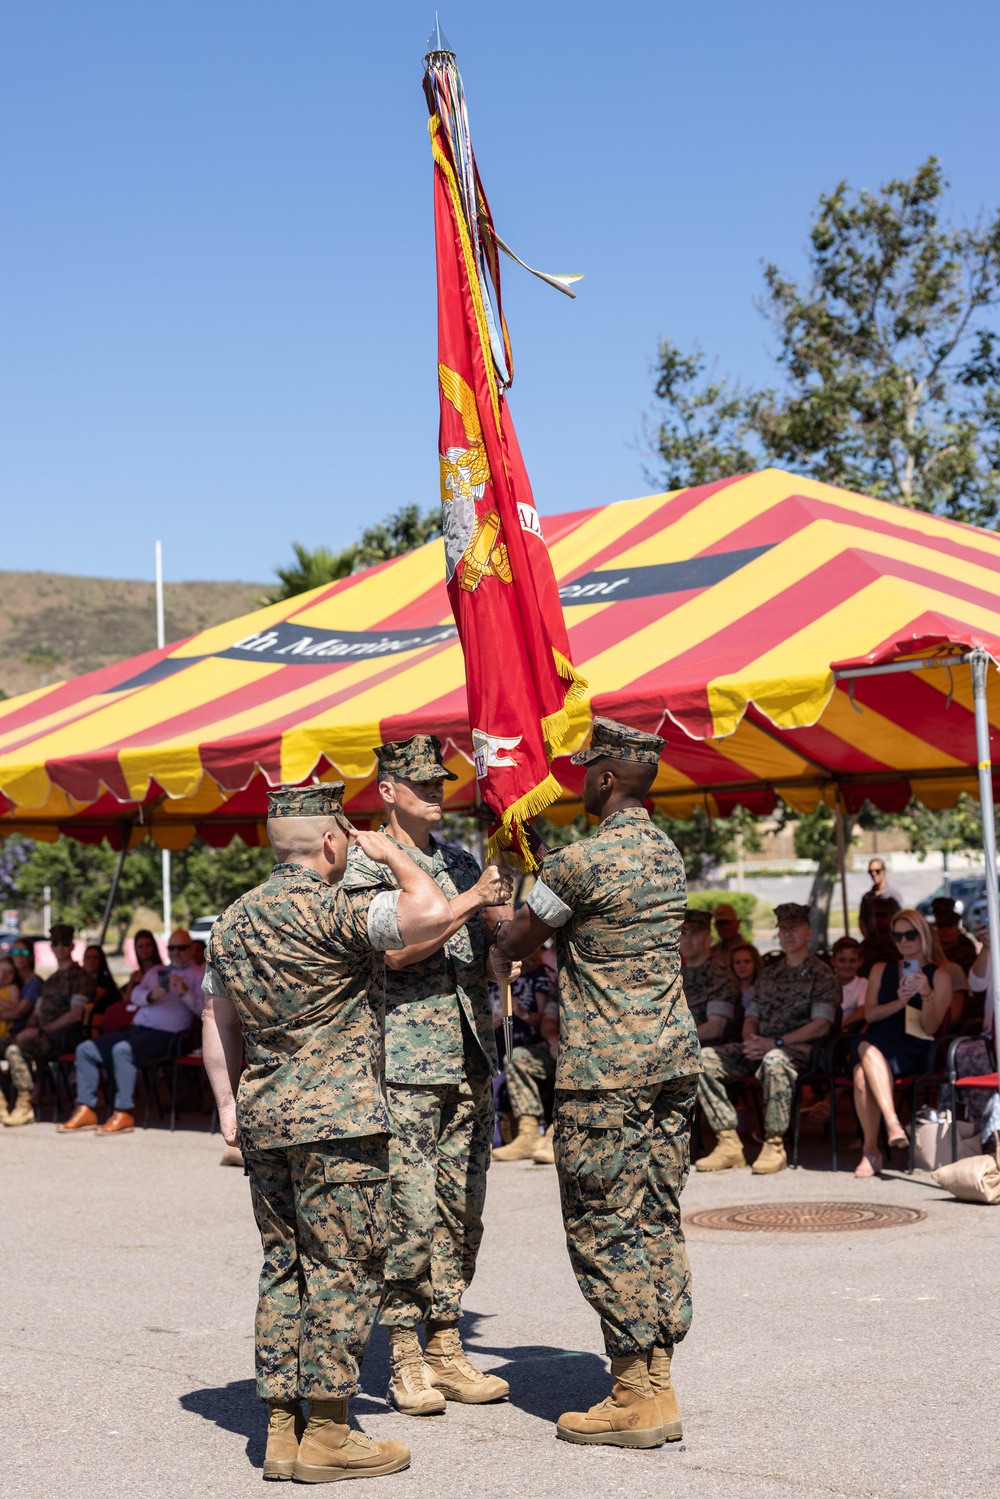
[685,1201,926,1233]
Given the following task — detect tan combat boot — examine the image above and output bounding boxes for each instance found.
[423,1323,509,1403]
[532,1123,555,1165]
[0,1091,9,1125]
[752,1136,787,1174]
[647,1345,682,1440]
[292,1398,410,1483]
[492,1115,542,1161]
[4,1091,35,1128]
[386,1328,445,1416]
[556,1354,666,1448]
[263,1399,303,1481]
[694,1129,747,1171]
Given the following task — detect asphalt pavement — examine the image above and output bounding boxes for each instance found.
[3,1121,997,1499]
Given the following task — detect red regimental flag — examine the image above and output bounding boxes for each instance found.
[424,48,584,868]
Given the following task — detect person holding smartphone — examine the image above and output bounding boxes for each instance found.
[851,909,952,1177]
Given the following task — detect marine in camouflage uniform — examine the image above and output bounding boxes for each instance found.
[346,734,509,1414]
[497,716,699,1449]
[680,908,738,1042]
[201,782,435,1482]
[696,901,840,1175]
[2,923,94,1127]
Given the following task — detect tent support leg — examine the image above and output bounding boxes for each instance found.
[971,649,1000,1055]
[835,789,850,938]
[99,835,130,947]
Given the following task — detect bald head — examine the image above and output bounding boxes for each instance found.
[267,814,344,863]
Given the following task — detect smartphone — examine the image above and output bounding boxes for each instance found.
[158,967,170,984]
[901,959,920,976]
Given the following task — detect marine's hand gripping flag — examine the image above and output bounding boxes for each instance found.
[423,24,586,874]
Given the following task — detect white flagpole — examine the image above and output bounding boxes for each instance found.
[155,541,171,939]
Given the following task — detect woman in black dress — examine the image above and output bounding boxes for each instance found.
[853,908,952,1178]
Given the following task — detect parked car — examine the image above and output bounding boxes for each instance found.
[189,915,219,940]
[916,877,993,930]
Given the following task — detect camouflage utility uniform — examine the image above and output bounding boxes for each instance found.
[697,954,840,1138]
[527,806,700,1358]
[495,965,558,1119]
[2,961,94,1093]
[682,958,738,1036]
[347,832,497,1331]
[206,828,402,1404]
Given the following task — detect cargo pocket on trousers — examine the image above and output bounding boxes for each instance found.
[326,1177,391,1261]
[555,1098,626,1229]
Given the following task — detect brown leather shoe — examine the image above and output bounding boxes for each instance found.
[96,1110,135,1134]
[58,1105,98,1133]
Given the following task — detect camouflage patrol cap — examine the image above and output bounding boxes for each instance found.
[682,908,712,930]
[49,923,74,945]
[267,782,347,818]
[775,902,811,927]
[570,715,665,766]
[374,734,458,783]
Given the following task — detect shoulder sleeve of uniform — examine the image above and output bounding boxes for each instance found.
[706,966,736,1020]
[330,885,402,952]
[366,889,403,951]
[527,878,574,929]
[203,963,229,998]
[531,844,591,923]
[809,958,840,1022]
[342,847,396,891]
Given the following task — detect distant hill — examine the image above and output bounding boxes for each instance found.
[0,571,268,699]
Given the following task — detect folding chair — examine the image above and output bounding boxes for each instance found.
[945,1035,997,1164]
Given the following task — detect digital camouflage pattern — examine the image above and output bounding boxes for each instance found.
[570,715,665,766]
[697,1043,807,1137]
[681,958,738,1031]
[554,1076,697,1356]
[504,1039,556,1119]
[744,953,840,1048]
[374,733,458,782]
[266,781,347,818]
[3,962,95,1092]
[380,1067,494,1329]
[246,1136,390,1399]
[698,952,840,1136]
[527,807,699,1090]
[345,836,497,1084]
[206,861,400,1152]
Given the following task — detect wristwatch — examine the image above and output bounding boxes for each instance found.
[774,1036,785,1049]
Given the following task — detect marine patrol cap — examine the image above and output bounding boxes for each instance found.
[570,715,665,767]
[775,902,811,928]
[374,734,458,782]
[682,908,712,931]
[49,923,75,946]
[267,783,347,819]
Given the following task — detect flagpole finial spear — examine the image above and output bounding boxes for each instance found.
[424,13,455,63]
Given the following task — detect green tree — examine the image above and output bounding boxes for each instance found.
[12,836,158,943]
[265,505,443,603]
[173,839,274,919]
[860,794,982,875]
[651,158,1000,524]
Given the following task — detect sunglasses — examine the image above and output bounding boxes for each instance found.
[9,948,31,956]
[869,866,885,874]
[166,943,190,953]
[893,928,920,942]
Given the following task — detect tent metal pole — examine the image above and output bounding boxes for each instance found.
[835,789,850,937]
[970,649,1000,1057]
[99,834,130,947]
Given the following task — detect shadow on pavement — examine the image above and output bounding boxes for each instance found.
[180,1379,266,1470]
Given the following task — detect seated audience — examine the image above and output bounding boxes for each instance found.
[695,902,838,1175]
[83,943,121,1015]
[121,929,162,1001]
[492,946,558,1163]
[679,909,738,1043]
[729,942,762,1007]
[711,903,743,959]
[852,909,952,1178]
[1,924,95,1128]
[859,896,902,976]
[831,936,867,1030]
[9,940,41,1028]
[58,928,204,1136]
[932,897,977,974]
[942,922,998,1136]
[0,957,23,1042]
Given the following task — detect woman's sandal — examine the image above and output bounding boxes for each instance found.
[854,1152,883,1178]
[888,1131,909,1150]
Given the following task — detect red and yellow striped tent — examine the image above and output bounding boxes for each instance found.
[2,468,999,848]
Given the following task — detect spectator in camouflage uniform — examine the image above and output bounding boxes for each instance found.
[491,947,559,1163]
[346,734,513,1417]
[680,909,738,1044]
[695,902,839,1176]
[2,925,94,1128]
[497,716,699,1451]
[201,782,451,1484]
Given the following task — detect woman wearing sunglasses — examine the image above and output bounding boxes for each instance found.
[852,908,952,1177]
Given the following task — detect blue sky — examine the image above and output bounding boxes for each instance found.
[4,1,999,584]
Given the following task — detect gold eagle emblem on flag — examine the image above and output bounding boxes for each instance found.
[438,364,512,591]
